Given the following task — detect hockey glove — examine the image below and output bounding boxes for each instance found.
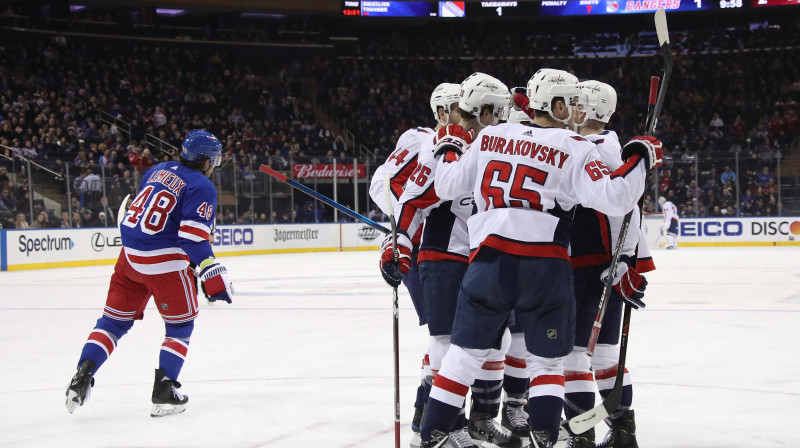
[622,136,663,169]
[199,258,234,304]
[379,232,412,288]
[513,93,536,121]
[433,124,472,161]
[601,263,648,309]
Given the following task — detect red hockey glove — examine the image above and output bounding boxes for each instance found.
[513,93,536,121]
[622,136,663,169]
[433,124,472,160]
[601,263,648,309]
[199,258,234,303]
[379,233,412,288]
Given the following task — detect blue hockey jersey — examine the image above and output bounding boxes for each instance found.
[120,161,217,274]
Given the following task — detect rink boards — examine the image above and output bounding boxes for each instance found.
[0,222,384,271]
[1,217,798,271]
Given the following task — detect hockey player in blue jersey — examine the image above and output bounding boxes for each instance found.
[65,129,234,417]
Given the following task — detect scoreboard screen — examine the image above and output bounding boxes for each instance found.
[341,1,466,17]
[538,0,743,16]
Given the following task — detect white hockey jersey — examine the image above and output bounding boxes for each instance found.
[662,200,679,224]
[571,130,654,272]
[369,127,434,215]
[393,130,475,263]
[435,123,646,262]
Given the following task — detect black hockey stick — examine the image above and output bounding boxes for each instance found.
[383,172,402,448]
[568,8,672,436]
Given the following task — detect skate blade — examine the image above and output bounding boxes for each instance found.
[150,403,187,417]
[65,391,81,414]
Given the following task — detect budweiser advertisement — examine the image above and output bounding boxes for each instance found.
[292,163,367,179]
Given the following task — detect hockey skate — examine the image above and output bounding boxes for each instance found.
[468,412,523,448]
[596,409,639,448]
[65,360,95,414]
[420,429,449,448]
[150,368,188,417]
[500,399,530,440]
[564,427,594,448]
[446,427,484,448]
[410,406,425,448]
[529,430,553,448]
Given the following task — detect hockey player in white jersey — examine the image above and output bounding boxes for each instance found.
[417,69,663,448]
[371,82,461,443]
[563,80,655,448]
[658,196,679,249]
[381,72,523,448]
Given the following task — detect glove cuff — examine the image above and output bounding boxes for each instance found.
[199,257,216,270]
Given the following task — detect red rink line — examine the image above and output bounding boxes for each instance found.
[245,420,333,448]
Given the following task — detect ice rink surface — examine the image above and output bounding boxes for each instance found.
[1,246,799,448]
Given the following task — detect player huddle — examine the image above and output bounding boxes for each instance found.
[372,69,663,448]
[61,68,663,448]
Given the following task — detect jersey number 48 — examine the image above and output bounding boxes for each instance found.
[123,186,178,234]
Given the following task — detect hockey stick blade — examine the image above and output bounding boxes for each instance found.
[655,9,669,46]
[116,194,130,229]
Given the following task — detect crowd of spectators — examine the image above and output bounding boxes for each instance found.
[0,10,798,227]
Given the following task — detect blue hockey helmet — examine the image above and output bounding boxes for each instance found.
[181,129,223,167]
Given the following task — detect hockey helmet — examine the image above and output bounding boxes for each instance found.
[579,80,617,124]
[430,83,461,126]
[658,196,666,206]
[181,129,223,167]
[458,72,510,126]
[526,69,580,125]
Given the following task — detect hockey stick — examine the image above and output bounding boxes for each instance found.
[259,164,389,233]
[586,75,660,357]
[383,171,401,448]
[568,9,672,436]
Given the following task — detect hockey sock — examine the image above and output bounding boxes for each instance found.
[422,374,468,441]
[78,316,133,374]
[667,235,676,247]
[469,361,503,418]
[526,353,566,444]
[159,321,194,381]
[564,370,595,419]
[503,355,529,401]
[415,354,433,409]
[595,364,633,425]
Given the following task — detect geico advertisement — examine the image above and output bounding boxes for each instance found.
[678,217,800,242]
[211,224,340,253]
[7,228,123,266]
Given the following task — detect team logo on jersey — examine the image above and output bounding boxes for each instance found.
[546,329,557,339]
[161,303,169,310]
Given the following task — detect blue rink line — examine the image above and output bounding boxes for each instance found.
[1,307,799,313]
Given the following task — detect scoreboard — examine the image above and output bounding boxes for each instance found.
[342,0,798,17]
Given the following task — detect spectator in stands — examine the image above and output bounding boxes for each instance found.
[30,210,50,229]
[720,166,737,186]
[96,196,116,226]
[758,166,773,185]
[81,208,98,227]
[763,178,778,196]
[0,167,8,187]
[14,212,29,229]
[59,211,71,228]
[71,211,82,228]
[0,186,16,211]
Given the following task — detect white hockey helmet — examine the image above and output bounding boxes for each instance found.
[658,196,666,206]
[526,69,580,125]
[579,80,617,124]
[507,109,532,124]
[458,72,510,125]
[430,83,461,126]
